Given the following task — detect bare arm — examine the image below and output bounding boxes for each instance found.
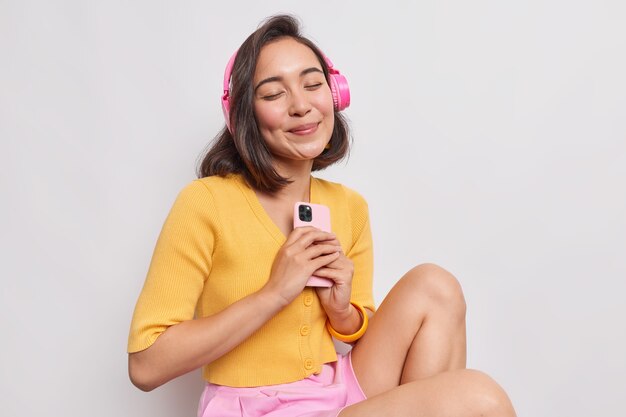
[128,289,286,391]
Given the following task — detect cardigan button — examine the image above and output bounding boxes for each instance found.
[304,358,314,370]
[303,295,313,306]
[300,325,310,336]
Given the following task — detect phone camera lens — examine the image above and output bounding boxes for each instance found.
[298,204,313,222]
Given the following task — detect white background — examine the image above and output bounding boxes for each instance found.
[1,1,625,416]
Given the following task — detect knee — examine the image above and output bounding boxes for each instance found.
[462,369,516,417]
[400,263,466,314]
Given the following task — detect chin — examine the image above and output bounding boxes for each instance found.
[301,144,327,160]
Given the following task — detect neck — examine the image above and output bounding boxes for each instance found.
[261,160,313,203]
[276,161,313,202]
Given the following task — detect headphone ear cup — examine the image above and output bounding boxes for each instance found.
[329,73,350,111]
[324,55,350,111]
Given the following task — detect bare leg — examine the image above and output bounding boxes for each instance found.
[339,369,515,417]
[352,263,467,394]
[342,263,515,416]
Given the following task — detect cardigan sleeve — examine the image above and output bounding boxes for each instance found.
[343,186,376,313]
[127,180,219,352]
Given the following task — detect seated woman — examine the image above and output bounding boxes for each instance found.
[127,14,517,417]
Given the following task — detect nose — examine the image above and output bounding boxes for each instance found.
[288,89,312,117]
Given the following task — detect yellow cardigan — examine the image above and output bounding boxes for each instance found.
[127,174,375,387]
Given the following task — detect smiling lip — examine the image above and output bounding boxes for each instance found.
[288,123,319,135]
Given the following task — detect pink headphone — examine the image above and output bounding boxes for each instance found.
[221,49,350,133]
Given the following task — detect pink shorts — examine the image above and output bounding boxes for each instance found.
[197,352,367,417]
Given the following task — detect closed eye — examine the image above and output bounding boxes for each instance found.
[262,92,284,101]
[305,83,323,90]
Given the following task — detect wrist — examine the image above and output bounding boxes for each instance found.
[255,287,291,311]
[327,303,360,335]
[326,302,369,343]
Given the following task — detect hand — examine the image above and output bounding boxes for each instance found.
[313,242,354,320]
[261,227,341,307]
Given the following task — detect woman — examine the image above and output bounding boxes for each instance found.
[128,14,516,417]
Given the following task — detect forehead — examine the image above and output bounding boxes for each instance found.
[254,37,322,82]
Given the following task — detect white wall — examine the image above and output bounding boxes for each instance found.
[1,1,625,416]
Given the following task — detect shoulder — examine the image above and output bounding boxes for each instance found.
[195,174,242,192]
[176,174,242,201]
[166,177,238,238]
[314,177,369,213]
[174,178,214,205]
[172,174,240,210]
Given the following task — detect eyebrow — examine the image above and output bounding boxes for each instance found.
[254,67,324,92]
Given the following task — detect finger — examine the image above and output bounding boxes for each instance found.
[313,253,348,269]
[288,226,333,243]
[314,237,342,249]
[312,267,351,283]
[311,258,341,272]
[303,243,342,260]
[284,226,315,245]
[310,267,337,278]
[309,251,341,271]
[293,229,337,249]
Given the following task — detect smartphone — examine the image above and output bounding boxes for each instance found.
[293,202,334,288]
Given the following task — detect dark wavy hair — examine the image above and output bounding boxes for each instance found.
[196,14,351,193]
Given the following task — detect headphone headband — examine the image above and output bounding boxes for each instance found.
[221,48,350,133]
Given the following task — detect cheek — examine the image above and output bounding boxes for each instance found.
[254,103,284,131]
[314,89,335,117]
